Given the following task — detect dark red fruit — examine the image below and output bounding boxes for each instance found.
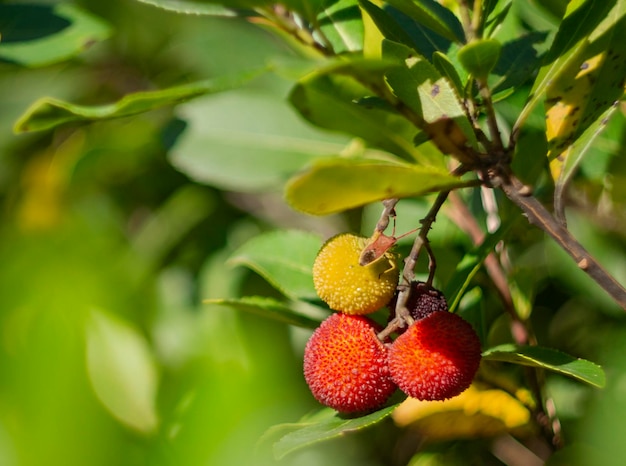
[303,313,397,413]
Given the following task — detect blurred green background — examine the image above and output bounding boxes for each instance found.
[1,1,626,465]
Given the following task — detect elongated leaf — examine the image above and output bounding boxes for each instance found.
[289,72,442,165]
[490,32,547,94]
[134,0,237,15]
[0,4,111,67]
[383,40,477,152]
[483,344,606,388]
[318,0,364,53]
[228,230,322,300]
[14,69,266,133]
[286,157,473,215]
[445,219,515,313]
[515,0,616,130]
[432,51,465,96]
[545,0,626,189]
[170,90,351,191]
[267,404,399,460]
[383,0,464,43]
[86,310,159,433]
[205,296,322,328]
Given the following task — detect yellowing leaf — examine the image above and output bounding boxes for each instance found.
[392,383,534,440]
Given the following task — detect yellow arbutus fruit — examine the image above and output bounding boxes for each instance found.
[313,233,399,315]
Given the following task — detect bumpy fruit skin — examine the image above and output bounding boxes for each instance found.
[388,311,481,401]
[389,281,448,328]
[303,313,397,413]
[313,233,399,315]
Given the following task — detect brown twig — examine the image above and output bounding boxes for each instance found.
[498,172,626,310]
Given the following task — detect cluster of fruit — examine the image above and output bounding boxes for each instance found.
[304,233,482,413]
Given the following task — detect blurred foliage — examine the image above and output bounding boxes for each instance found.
[0,0,625,465]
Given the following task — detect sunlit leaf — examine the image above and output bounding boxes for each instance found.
[14,69,267,133]
[228,230,322,300]
[267,404,399,459]
[392,383,534,439]
[170,90,351,191]
[383,40,477,153]
[483,344,606,388]
[286,157,473,215]
[205,296,322,328]
[457,38,502,80]
[0,3,111,67]
[289,72,442,165]
[515,0,617,130]
[86,310,159,434]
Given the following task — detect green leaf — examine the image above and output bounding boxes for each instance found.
[515,0,617,130]
[445,219,515,313]
[318,0,364,53]
[490,32,547,94]
[86,310,159,434]
[432,51,465,96]
[383,0,464,43]
[285,157,473,215]
[204,296,323,328]
[0,4,111,68]
[170,90,351,191]
[266,404,399,460]
[553,102,621,221]
[14,69,266,133]
[383,40,477,148]
[457,39,502,80]
[133,0,238,15]
[359,0,420,51]
[483,344,606,388]
[228,230,322,300]
[289,72,443,165]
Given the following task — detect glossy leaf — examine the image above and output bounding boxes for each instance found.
[318,0,364,53]
[432,51,465,96]
[228,230,322,300]
[285,157,473,215]
[445,219,515,313]
[134,0,237,15]
[383,0,464,43]
[14,69,266,133]
[515,0,616,130]
[457,39,502,79]
[383,40,477,149]
[204,296,322,328]
[267,404,399,459]
[0,3,111,68]
[86,310,159,434]
[483,344,606,388]
[170,90,351,191]
[289,73,443,165]
[490,32,547,94]
[545,0,626,187]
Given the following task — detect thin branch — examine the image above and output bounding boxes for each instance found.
[499,172,626,310]
[378,191,450,340]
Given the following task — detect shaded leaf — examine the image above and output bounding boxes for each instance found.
[0,3,111,67]
[457,38,502,80]
[318,0,364,53]
[483,344,606,388]
[432,51,465,96]
[286,157,473,215]
[86,310,159,434]
[170,90,351,191]
[267,404,398,460]
[228,230,322,300]
[134,0,238,15]
[383,0,464,43]
[445,219,515,313]
[289,72,443,165]
[14,69,266,133]
[204,296,322,328]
